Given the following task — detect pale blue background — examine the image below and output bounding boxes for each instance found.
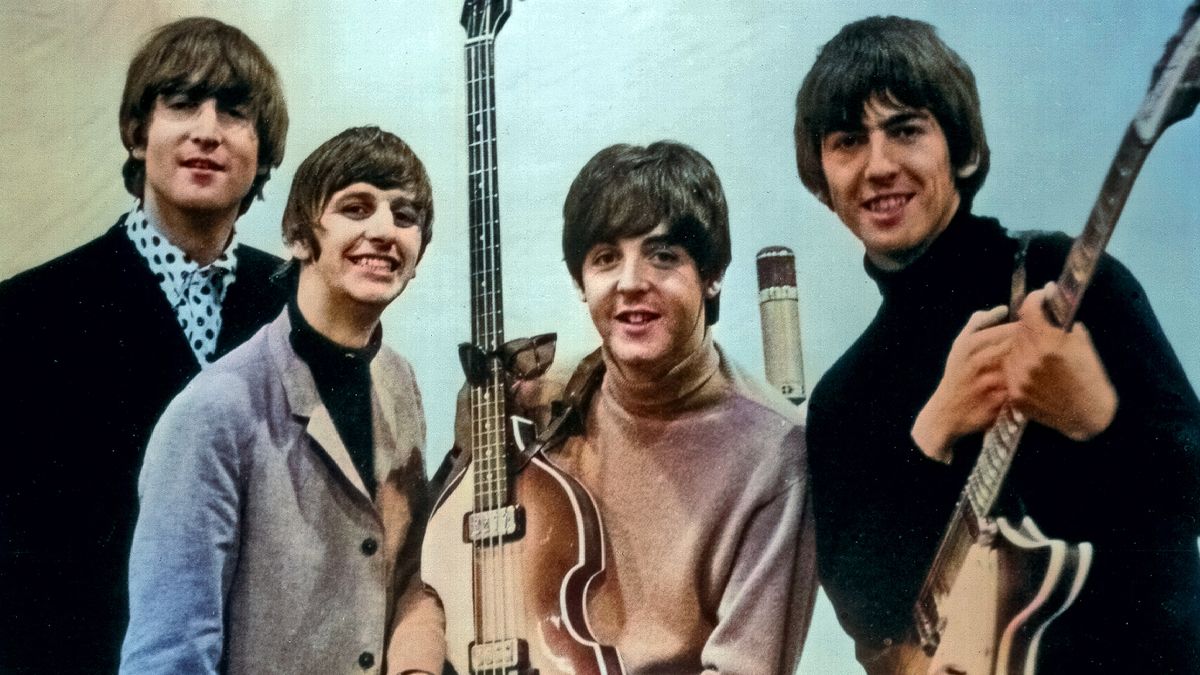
[2,2,1197,672]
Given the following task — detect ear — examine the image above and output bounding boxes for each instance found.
[574,281,586,303]
[704,276,723,299]
[289,239,312,263]
[956,153,980,179]
[123,118,147,160]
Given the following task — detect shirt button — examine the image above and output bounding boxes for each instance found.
[358,651,375,669]
[361,537,378,556]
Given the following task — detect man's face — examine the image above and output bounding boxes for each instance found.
[820,97,962,270]
[293,182,422,312]
[136,94,259,219]
[580,222,713,377]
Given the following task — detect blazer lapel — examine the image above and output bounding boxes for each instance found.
[268,311,373,502]
[306,403,372,500]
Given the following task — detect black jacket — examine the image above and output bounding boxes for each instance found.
[807,209,1200,673]
[0,217,287,672]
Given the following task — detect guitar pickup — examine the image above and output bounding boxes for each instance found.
[469,638,529,672]
[463,505,525,544]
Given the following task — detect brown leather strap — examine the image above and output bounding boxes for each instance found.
[516,349,606,469]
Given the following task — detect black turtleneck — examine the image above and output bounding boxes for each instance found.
[807,208,1200,671]
[288,298,381,498]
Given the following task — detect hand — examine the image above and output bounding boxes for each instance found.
[913,306,1017,463]
[1005,282,1117,440]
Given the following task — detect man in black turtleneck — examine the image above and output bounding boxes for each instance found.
[795,16,1200,674]
[121,127,445,675]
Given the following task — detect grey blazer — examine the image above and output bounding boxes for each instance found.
[121,310,445,675]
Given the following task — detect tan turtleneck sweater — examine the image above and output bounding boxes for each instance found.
[549,336,817,674]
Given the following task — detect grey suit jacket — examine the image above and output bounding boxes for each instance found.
[121,310,445,675]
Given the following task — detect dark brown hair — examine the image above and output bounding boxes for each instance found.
[562,141,731,324]
[282,126,433,261]
[794,16,989,208]
[119,17,288,214]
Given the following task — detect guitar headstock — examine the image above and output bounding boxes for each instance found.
[462,0,512,39]
[1135,1,1200,142]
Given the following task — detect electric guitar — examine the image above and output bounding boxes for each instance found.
[422,3,627,674]
[864,4,1200,673]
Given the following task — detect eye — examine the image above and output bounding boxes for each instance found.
[339,200,373,219]
[648,245,682,267]
[393,207,419,228]
[824,131,865,153]
[221,104,250,120]
[892,124,923,141]
[162,93,198,111]
[587,247,618,268]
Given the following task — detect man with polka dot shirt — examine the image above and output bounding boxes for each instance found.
[0,18,289,672]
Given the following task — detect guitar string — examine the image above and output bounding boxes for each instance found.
[486,33,519,648]
[469,34,494,648]
[481,31,508,649]
[485,34,516,649]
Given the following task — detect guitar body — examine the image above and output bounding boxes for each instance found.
[863,517,1092,675]
[424,445,625,675]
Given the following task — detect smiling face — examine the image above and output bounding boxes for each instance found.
[580,222,716,378]
[820,97,962,270]
[293,182,422,329]
[136,94,260,222]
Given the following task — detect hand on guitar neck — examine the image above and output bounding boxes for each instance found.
[913,281,1117,463]
[912,305,1017,463]
[1005,282,1118,441]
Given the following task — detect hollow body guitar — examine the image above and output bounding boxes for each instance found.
[864,6,1200,674]
[422,3,626,674]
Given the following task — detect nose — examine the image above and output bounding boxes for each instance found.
[615,257,650,293]
[189,100,221,150]
[863,132,899,181]
[363,206,396,241]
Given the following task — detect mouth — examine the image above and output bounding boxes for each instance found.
[180,157,225,172]
[615,309,660,326]
[862,193,912,214]
[348,253,400,274]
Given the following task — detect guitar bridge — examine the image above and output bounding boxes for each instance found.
[463,505,525,544]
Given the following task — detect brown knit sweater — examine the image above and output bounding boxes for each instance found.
[549,334,818,674]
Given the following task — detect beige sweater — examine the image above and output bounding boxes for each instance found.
[549,336,817,674]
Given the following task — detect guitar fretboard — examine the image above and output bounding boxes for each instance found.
[465,32,509,514]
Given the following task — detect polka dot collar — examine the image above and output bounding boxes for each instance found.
[122,202,240,366]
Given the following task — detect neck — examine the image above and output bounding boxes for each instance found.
[295,267,382,348]
[602,329,723,415]
[143,191,239,266]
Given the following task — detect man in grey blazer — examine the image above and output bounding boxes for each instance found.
[121,127,444,674]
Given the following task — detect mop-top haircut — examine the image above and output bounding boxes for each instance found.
[119,16,289,214]
[562,141,731,324]
[281,126,434,262]
[794,16,990,208]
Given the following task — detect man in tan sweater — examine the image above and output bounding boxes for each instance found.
[542,141,818,673]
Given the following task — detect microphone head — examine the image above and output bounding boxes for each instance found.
[756,246,797,291]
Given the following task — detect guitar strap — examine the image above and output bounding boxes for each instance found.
[515,349,606,470]
[1008,229,1055,316]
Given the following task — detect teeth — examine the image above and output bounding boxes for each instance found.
[353,256,396,272]
[621,312,654,324]
[868,195,907,212]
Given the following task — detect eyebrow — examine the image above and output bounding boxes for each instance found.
[878,110,931,128]
[826,108,932,135]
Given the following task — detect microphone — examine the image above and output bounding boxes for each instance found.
[756,246,807,405]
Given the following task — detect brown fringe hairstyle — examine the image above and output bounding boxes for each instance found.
[119,17,289,215]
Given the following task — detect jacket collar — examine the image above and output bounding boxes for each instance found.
[265,310,402,503]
